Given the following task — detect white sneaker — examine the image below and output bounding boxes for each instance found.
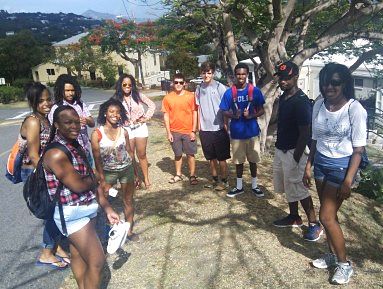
[107,221,130,254]
[312,253,337,269]
[331,262,354,285]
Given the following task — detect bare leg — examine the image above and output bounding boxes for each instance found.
[120,181,136,234]
[300,196,317,223]
[69,219,105,289]
[319,183,347,262]
[187,154,196,176]
[209,159,218,178]
[135,137,150,188]
[249,162,257,178]
[175,155,182,176]
[236,163,244,178]
[219,160,228,180]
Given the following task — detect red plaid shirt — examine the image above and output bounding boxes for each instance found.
[44,135,96,205]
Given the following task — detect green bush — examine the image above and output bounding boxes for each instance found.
[0,86,24,103]
[356,166,383,202]
[12,78,33,89]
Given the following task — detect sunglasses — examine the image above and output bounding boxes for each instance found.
[174,81,185,85]
[122,83,132,88]
[325,79,342,87]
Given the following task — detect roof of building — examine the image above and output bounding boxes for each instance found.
[53,32,89,47]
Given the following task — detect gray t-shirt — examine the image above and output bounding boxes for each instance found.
[195,80,227,131]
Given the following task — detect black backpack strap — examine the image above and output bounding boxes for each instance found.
[44,142,72,236]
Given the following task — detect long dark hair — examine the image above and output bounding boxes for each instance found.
[319,62,355,100]
[54,74,83,107]
[113,73,141,104]
[97,98,128,126]
[48,105,79,142]
[25,82,50,113]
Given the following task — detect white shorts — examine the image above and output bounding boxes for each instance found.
[124,123,149,139]
[273,148,310,203]
[54,201,99,237]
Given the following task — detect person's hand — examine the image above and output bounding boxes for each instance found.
[190,131,196,141]
[243,108,251,119]
[80,117,87,126]
[233,109,241,119]
[136,116,146,123]
[167,132,173,143]
[302,166,312,188]
[105,207,120,225]
[293,151,300,164]
[338,180,352,201]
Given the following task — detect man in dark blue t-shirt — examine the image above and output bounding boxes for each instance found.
[272,61,322,242]
[219,63,265,198]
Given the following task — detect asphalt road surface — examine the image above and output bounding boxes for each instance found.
[0,88,164,289]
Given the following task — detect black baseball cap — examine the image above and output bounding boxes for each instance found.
[274,61,299,78]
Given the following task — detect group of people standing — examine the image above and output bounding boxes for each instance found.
[16,57,366,287]
[162,60,366,286]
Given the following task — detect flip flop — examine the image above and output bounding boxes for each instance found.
[169,175,183,184]
[35,260,68,270]
[189,176,198,185]
[56,254,71,264]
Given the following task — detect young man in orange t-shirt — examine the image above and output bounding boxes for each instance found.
[162,73,198,185]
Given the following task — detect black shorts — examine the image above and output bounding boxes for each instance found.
[199,129,231,161]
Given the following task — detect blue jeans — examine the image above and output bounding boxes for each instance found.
[21,167,63,249]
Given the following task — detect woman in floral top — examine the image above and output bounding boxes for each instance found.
[19,82,68,269]
[113,74,155,189]
[91,98,138,239]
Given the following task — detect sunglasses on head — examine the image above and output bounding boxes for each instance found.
[325,79,342,87]
[122,83,132,88]
[174,81,185,85]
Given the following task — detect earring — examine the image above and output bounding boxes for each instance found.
[104,114,106,117]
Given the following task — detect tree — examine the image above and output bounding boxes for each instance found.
[165,48,199,78]
[0,30,49,83]
[89,20,159,85]
[164,0,383,151]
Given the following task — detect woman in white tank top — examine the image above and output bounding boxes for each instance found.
[91,99,138,239]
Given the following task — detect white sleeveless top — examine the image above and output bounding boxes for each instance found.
[99,126,132,171]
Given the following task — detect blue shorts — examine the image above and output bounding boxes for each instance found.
[54,201,99,237]
[313,152,353,188]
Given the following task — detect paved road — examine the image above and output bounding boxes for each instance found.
[0,88,164,289]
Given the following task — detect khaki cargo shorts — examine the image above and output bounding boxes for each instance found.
[231,136,261,164]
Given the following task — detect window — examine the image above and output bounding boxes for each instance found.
[354,78,364,87]
[46,69,55,75]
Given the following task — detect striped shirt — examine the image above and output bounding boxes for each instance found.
[44,135,96,205]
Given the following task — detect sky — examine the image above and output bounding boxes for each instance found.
[0,0,166,19]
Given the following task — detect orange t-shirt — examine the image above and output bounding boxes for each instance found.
[161,91,197,134]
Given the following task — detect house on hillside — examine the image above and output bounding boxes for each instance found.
[32,32,169,86]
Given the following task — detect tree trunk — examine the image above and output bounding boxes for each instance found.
[222,12,238,72]
[138,50,146,86]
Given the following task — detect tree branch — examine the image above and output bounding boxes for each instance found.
[294,0,338,26]
[349,46,383,72]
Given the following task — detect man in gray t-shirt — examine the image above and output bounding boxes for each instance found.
[196,61,231,191]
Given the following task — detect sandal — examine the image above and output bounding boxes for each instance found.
[189,175,198,185]
[169,175,183,184]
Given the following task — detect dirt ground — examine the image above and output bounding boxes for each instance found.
[61,118,383,289]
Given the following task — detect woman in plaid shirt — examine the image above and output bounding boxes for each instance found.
[43,105,119,289]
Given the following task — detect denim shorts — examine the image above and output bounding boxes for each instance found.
[54,200,99,237]
[313,152,352,188]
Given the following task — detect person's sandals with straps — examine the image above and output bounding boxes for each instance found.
[189,175,198,185]
[169,175,183,184]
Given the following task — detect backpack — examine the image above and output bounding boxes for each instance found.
[231,83,254,111]
[23,142,72,235]
[5,141,24,184]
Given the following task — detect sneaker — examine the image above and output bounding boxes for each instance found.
[226,187,244,198]
[252,187,264,198]
[331,262,353,285]
[204,179,218,189]
[273,215,303,227]
[312,253,337,269]
[215,181,229,191]
[107,221,130,254]
[304,223,324,242]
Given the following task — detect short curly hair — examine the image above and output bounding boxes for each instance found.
[97,98,128,126]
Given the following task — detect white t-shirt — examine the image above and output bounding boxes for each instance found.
[312,98,367,158]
